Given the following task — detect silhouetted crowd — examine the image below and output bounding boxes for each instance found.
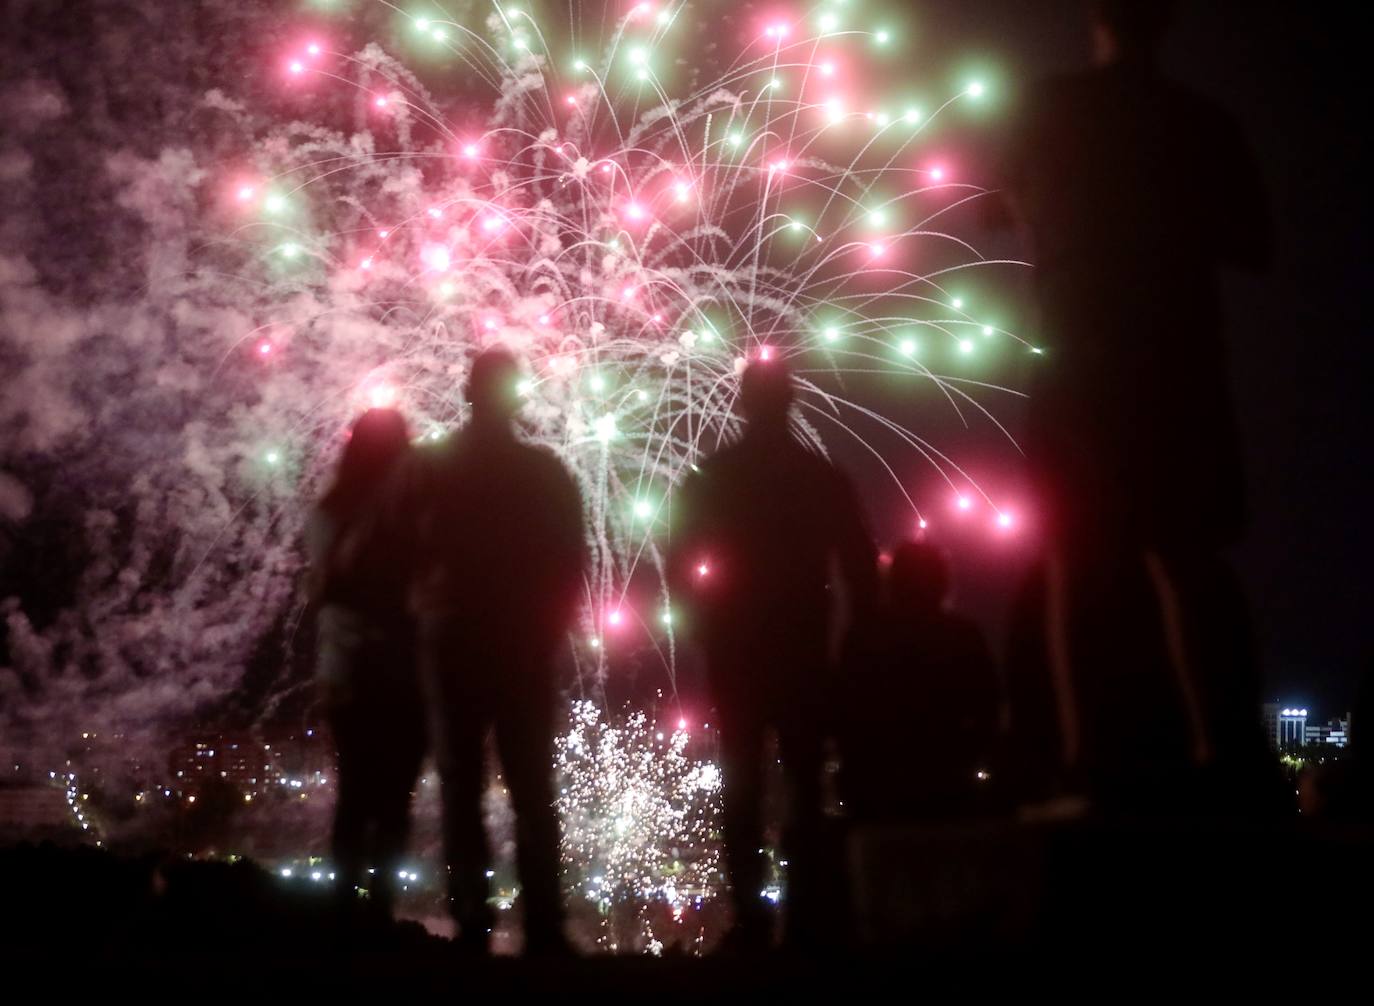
[303,0,1347,958]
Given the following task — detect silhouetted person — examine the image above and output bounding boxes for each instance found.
[671,359,877,951]
[398,347,583,955]
[843,542,1000,822]
[999,0,1271,808]
[307,407,425,927]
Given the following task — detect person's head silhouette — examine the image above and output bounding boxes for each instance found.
[1089,0,1174,66]
[737,357,793,433]
[888,541,951,618]
[466,346,522,431]
[322,407,410,516]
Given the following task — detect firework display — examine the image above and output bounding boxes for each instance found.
[226,2,1025,688]
[1,2,1027,890]
[555,700,721,945]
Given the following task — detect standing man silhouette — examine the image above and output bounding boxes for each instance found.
[671,358,877,951]
[1000,0,1271,806]
[402,347,584,955]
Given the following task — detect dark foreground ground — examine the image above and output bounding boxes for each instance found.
[5,818,1371,992]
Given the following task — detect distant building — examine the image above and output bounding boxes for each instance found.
[167,730,330,797]
[0,785,73,842]
[1279,708,1308,747]
[1261,704,1352,751]
[1261,704,1309,750]
[1262,704,1278,747]
[1305,716,1351,748]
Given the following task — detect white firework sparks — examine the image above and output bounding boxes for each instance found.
[556,700,721,913]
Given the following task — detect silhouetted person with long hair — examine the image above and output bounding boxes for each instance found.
[398,347,583,956]
[999,0,1271,809]
[307,407,425,928]
[843,542,1000,822]
[671,359,877,951]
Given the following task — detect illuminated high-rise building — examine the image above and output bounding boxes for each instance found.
[1261,703,1309,750]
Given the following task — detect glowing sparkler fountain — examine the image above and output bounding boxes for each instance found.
[555,701,721,952]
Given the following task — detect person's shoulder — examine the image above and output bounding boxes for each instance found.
[518,438,568,468]
[737,436,842,478]
[411,436,449,460]
[387,438,444,490]
[402,436,450,473]
[518,439,579,487]
[798,445,852,491]
[694,439,748,478]
[709,432,752,461]
[704,434,820,480]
